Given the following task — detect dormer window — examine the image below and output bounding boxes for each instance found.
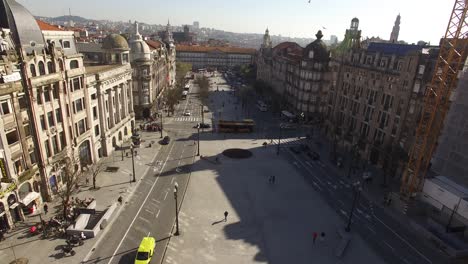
[309,50,314,59]
[63,41,70,49]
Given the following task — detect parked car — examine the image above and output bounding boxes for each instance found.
[160,136,170,145]
[183,111,191,116]
[135,236,156,264]
[194,123,210,129]
[307,151,320,160]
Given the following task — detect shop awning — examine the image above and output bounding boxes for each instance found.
[20,192,40,206]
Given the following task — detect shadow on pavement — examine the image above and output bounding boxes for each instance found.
[82,247,137,264]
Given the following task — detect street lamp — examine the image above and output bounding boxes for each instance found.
[173,182,180,236]
[197,123,200,156]
[131,144,136,182]
[345,181,362,232]
[160,111,164,138]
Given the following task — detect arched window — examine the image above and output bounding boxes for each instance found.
[38,61,45,75]
[70,60,79,69]
[47,61,54,73]
[30,64,36,77]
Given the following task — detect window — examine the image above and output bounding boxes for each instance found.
[72,78,80,91]
[63,41,71,49]
[29,151,37,165]
[93,107,98,120]
[0,100,11,114]
[94,125,100,136]
[14,159,23,174]
[122,53,128,63]
[418,65,425,75]
[44,139,51,158]
[70,60,79,69]
[18,96,27,109]
[91,93,97,100]
[55,109,62,123]
[24,123,31,137]
[30,64,36,77]
[40,115,46,130]
[60,131,66,147]
[6,129,18,145]
[308,50,314,59]
[52,135,59,154]
[36,89,42,104]
[38,61,45,75]
[47,111,54,128]
[47,61,54,73]
[43,87,51,102]
[76,119,86,135]
[53,83,59,99]
[74,98,84,113]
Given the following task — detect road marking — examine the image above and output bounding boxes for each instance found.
[156,209,160,218]
[340,209,347,216]
[152,198,160,203]
[139,216,151,225]
[106,141,176,264]
[384,241,394,251]
[164,191,168,200]
[171,177,174,184]
[144,208,154,215]
[374,216,432,264]
[312,182,322,191]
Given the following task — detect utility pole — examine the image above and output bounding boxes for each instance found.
[160,110,163,138]
[201,104,205,125]
[345,181,362,232]
[197,123,200,156]
[173,183,180,236]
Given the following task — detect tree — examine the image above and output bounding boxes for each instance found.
[89,163,104,190]
[194,76,210,104]
[164,86,182,116]
[55,154,84,219]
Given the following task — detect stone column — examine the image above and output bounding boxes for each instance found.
[114,85,121,124]
[107,89,115,128]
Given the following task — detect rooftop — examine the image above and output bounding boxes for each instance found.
[145,40,163,50]
[367,42,425,56]
[176,45,255,55]
[85,64,123,75]
[36,20,64,31]
[76,42,103,53]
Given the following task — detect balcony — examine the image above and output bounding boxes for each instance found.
[18,166,39,184]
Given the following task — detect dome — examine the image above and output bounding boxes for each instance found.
[102,34,129,50]
[303,30,329,62]
[129,39,151,61]
[351,17,359,23]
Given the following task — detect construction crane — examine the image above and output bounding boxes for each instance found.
[400,0,468,199]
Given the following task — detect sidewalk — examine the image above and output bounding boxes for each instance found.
[163,135,386,264]
[0,127,163,264]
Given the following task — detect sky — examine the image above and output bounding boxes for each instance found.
[17,0,453,44]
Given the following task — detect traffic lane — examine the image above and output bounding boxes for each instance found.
[286,150,443,264]
[107,137,195,264]
[82,144,172,264]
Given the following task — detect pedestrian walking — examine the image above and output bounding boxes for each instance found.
[118,196,123,205]
[320,232,326,242]
[313,232,318,244]
[85,177,90,186]
[224,211,228,222]
[43,203,48,215]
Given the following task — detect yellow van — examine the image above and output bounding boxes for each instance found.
[135,236,156,264]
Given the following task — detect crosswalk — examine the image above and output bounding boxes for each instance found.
[174,117,201,122]
[270,137,307,146]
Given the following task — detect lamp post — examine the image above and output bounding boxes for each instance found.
[160,111,164,138]
[173,182,180,236]
[131,144,136,182]
[345,181,362,232]
[197,123,200,156]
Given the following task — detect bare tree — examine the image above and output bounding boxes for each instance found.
[55,154,84,219]
[89,163,104,190]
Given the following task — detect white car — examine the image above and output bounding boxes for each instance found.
[183,112,191,116]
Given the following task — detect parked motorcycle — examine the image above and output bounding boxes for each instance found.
[66,234,84,246]
[62,244,76,256]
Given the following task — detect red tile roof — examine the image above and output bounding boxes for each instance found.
[36,20,64,31]
[176,45,256,55]
[145,40,163,50]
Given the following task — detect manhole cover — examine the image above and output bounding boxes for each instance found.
[222,148,253,159]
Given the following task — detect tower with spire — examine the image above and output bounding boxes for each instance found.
[163,19,174,44]
[261,28,272,49]
[335,17,361,55]
[389,14,401,43]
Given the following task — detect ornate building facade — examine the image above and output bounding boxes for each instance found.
[256,29,331,121]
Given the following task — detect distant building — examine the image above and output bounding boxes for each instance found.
[158,23,196,44]
[176,45,255,70]
[193,21,199,29]
[330,35,338,45]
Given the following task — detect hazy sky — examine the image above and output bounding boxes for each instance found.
[17,0,452,44]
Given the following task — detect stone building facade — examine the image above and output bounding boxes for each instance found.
[326,42,438,174]
[256,29,331,121]
[176,45,255,70]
